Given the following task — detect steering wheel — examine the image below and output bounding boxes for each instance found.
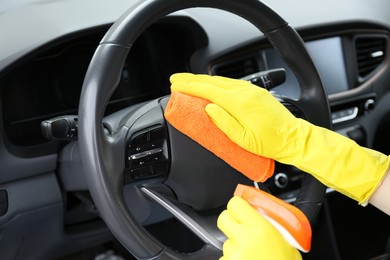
[78,0,331,259]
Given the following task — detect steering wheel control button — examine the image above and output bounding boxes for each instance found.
[130,148,163,160]
[149,127,165,140]
[274,172,289,189]
[129,148,164,166]
[129,163,167,180]
[126,126,168,182]
[130,167,152,179]
[151,163,168,177]
[145,139,164,150]
[364,98,375,112]
[130,131,148,145]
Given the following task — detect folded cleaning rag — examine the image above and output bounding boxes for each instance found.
[164,91,274,182]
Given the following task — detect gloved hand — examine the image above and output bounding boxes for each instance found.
[218,196,302,260]
[170,73,390,204]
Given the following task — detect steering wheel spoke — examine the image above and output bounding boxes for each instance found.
[141,185,226,250]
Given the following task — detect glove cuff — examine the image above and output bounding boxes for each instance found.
[282,119,390,203]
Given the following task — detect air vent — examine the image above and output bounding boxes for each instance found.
[211,56,261,79]
[355,36,387,78]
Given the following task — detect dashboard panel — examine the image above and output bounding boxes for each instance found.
[1,1,390,259]
[209,25,389,137]
[210,27,388,96]
[0,17,207,154]
[211,36,354,98]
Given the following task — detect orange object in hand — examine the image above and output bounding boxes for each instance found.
[234,184,312,252]
[165,91,274,182]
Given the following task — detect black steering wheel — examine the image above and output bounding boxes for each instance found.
[78,0,331,259]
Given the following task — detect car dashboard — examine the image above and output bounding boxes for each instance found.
[1,1,390,259]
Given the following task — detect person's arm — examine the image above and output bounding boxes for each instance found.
[369,168,390,215]
[170,73,390,214]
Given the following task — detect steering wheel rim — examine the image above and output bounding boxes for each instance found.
[78,0,331,259]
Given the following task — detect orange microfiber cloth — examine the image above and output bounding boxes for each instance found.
[164,91,275,182]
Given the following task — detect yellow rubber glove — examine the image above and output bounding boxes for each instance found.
[170,73,390,205]
[218,196,302,260]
